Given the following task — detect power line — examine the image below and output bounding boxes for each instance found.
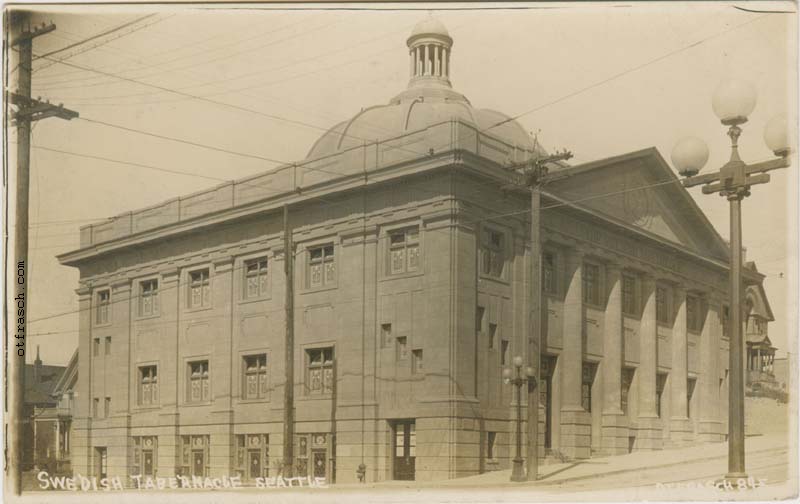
[32,14,173,75]
[76,116,288,164]
[33,14,340,92]
[485,13,772,132]
[33,13,157,62]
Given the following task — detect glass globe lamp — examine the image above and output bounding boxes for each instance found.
[764,115,791,157]
[671,137,709,177]
[513,356,523,368]
[502,368,512,384]
[712,79,757,126]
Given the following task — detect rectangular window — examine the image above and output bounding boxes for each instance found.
[96,290,110,324]
[722,305,730,337]
[656,373,667,417]
[93,398,99,419]
[543,251,557,295]
[189,270,210,309]
[581,363,596,412]
[140,279,159,316]
[500,340,510,366]
[308,245,335,288]
[396,336,408,361]
[93,338,100,357]
[234,434,269,480]
[622,275,637,315]
[687,295,701,332]
[621,367,635,415]
[139,365,158,406]
[244,258,269,299]
[656,286,670,324]
[306,347,334,395]
[381,323,392,347]
[104,397,111,418]
[687,378,697,419]
[488,323,497,350]
[582,263,600,305]
[476,306,485,336]
[388,227,420,275]
[412,349,423,374]
[188,360,210,403]
[243,354,268,400]
[481,229,505,278]
[104,337,111,356]
[487,431,497,460]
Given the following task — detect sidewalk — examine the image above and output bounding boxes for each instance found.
[429,433,787,488]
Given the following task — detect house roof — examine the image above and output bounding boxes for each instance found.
[51,349,78,397]
[25,363,66,406]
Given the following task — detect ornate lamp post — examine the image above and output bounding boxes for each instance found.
[503,355,537,482]
[670,79,792,481]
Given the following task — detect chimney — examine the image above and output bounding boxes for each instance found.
[34,345,42,383]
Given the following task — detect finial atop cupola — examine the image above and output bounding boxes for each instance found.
[407,15,453,89]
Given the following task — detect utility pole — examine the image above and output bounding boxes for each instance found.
[504,148,572,481]
[282,204,295,477]
[6,12,78,495]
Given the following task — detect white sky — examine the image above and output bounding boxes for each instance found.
[10,2,797,366]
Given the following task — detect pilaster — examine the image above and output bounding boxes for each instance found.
[635,275,662,450]
[668,287,692,447]
[601,264,627,455]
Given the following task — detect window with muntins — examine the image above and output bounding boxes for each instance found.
[139,365,158,406]
[656,286,670,324]
[189,270,210,308]
[388,227,420,275]
[140,279,159,316]
[244,258,268,299]
[243,354,268,400]
[188,361,210,402]
[96,290,110,324]
[306,348,334,395]
[622,275,637,315]
[582,263,600,305]
[687,295,702,332]
[308,245,335,288]
[481,229,505,278]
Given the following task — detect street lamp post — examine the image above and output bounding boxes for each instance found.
[503,149,573,481]
[503,355,536,482]
[670,79,792,481]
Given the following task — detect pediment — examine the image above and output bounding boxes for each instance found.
[545,148,729,261]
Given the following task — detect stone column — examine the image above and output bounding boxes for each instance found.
[559,249,591,459]
[698,297,722,442]
[442,48,448,77]
[635,275,662,450]
[669,287,691,446]
[601,264,627,454]
[424,45,430,75]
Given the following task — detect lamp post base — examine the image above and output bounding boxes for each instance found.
[511,458,526,482]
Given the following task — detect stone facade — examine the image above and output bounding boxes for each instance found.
[57,19,766,484]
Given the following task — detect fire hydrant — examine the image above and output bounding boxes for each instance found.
[356,463,367,483]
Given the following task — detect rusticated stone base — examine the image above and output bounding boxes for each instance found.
[600,412,630,455]
[666,417,694,447]
[559,408,592,459]
[633,415,663,451]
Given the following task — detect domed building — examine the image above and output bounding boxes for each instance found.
[60,18,767,484]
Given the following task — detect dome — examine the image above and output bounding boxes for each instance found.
[305,18,545,161]
[409,16,450,40]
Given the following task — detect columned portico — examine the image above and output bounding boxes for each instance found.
[559,249,591,459]
[668,287,692,446]
[635,275,662,450]
[601,264,628,454]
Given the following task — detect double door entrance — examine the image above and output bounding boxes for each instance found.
[392,420,416,481]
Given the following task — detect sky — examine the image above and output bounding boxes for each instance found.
[8,2,797,366]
